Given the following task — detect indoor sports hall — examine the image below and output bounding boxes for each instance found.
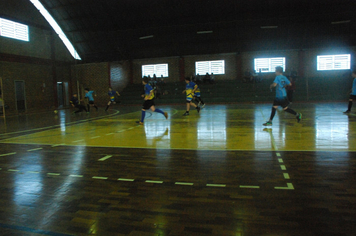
[1,0,356,236]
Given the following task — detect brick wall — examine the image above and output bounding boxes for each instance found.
[110,61,130,93]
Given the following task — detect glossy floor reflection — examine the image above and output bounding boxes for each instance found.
[0,102,355,236]
[1,103,355,151]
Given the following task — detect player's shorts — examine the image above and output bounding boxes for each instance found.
[142,99,155,110]
[349,95,356,100]
[194,92,201,97]
[273,97,289,108]
[186,97,193,102]
[88,101,95,105]
[110,96,115,102]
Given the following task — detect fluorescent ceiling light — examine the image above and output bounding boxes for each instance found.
[197,31,213,34]
[331,20,351,24]
[29,0,81,60]
[139,35,154,39]
[260,26,278,29]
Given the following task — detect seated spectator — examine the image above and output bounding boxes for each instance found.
[195,74,202,84]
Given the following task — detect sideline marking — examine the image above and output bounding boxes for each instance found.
[240,185,260,189]
[175,182,194,186]
[28,171,40,174]
[47,173,60,176]
[106,133,114,136]
[90,136,101,139]
[51,144,64,147]
[145,180,163,184]
[275,183,294,190]
[206,184,226,187]
[8,169,19,172]
[283,173,290,179]
[27,148,43,152]
[98,155,112,161]
[69,175,83,178]
[92,176,108,180]
[278,158,284,163]
[73,139,84,143]
[118,178,135,182]
[276,153,281,156]
[0,152,16,157]
[280,165,287,170]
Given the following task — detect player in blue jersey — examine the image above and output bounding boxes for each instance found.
[84,88,98,112]
[136,77,168,125]
[70,93,87,113]
[263,66,302,126]
[344,67,356,113]
[194,83,205,108]
[182,77,200,116]
[105,87,120,111]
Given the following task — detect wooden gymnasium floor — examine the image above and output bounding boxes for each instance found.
[0,102,355,236]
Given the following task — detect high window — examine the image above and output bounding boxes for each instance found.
[254,57,286,73]
[0,17,29,42]
[317,54,351,71]
[142,64,168,77]
[195,60,225,75]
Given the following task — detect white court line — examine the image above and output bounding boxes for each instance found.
[276,153,281,156]
[275,183,294,190]
[92,176,108,180]
[175,182,194,186]
[280,165,287,170]
[145,180,163,184]
[278,158,284,163]
[90,136,101,139]
[0,152,17,157]
[47,173,60,176]
[69,175,83,178]
[206,184,226,187]
[8,169,19,172]
[106,133,114,136]
[51,144,65,147]
[239,185,260,189]
[98,155,112,161]
[118,178,135,182]
[27,148,43,152]
[73,139,85,143]
[28,171,40,174]
[283,173,290,179]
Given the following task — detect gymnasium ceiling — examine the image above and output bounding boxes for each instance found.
[39,0,356,62]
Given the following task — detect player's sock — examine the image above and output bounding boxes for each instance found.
[94,105,98,111]
[141,110,146,122]
[284,108,297,116]
[348,101,352,111]
[105,105,109,111]
[154,108,164,115]
[270,107,276,121]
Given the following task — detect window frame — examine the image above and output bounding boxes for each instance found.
[141,63,169,78]
[195,60,225,75]
[254,57,286,73]
[317,54,351,71]
[0,17,29,42]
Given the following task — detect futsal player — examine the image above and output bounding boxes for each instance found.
[194,83,205,108]
[344,67,356,113]
[136,77,168,125]
[84,88,98,112]
[182,77,200,116]
[263,66,302,126]
[105,87,120,111]
[70,93,87,113]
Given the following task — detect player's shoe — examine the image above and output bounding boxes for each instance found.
[136,121,144,125]
[197,106,201,113]
[263,121,272,126]
[198,102,201,107]
[202,104,205,108]
[296,113,302,123]
[344,110,351,114]
[164,112,168,119]
[183,112,189,116]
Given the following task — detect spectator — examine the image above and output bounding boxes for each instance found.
[210,73,215,84]
[203,73,211,83]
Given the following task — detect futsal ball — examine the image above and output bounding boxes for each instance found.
[54,110,58,114]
